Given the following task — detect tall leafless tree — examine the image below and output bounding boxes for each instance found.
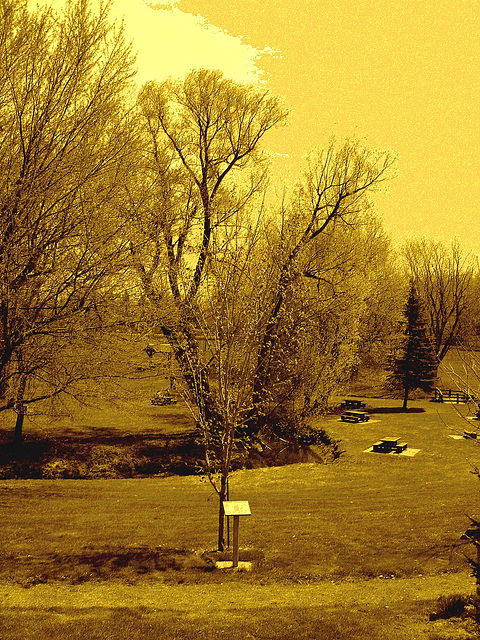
[404,239,475,362]
[133,69,287,418]
[249,142,395,419]
[132,76,395,549]
[0,0,138,443]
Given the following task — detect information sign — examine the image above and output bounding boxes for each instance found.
[223,501,251,517]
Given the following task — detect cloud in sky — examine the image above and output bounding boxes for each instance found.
[108,0,276,85]
[31,0,276,85]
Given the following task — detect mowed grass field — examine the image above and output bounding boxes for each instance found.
[0,339,200,477]
[2,394,480,639]
[0,333,198,445]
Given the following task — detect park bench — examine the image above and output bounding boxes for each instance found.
[151,392,177,406]
[464,431,478,439]
[341,399,366,410]
[341,410,370,423]
[372,437,407,454]
[433,388,472,404]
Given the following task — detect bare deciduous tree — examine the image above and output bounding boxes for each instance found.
[133,69,287,419]
[132,70,395,549]
[287,218,400,414]
[404,239,475,362]
[0,0,138,443]
[249,141,395,419]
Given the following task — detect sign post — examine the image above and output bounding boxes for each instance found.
[223,501,251,568]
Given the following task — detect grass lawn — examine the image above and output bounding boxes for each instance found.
[0,348,199,477]
[0,334,196,444]
[1,585,468,640]
[2,396,480,637]
[0,596,444,640]
[2,397,479,581]
[0,372,194,443]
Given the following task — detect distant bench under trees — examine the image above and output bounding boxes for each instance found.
[432,388,473,404]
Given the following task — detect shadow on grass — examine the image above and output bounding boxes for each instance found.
[58,410,196,440]
[369,407,426,414]
[4,546,266,586]
[58,427,200,444]
[0,431,203,479]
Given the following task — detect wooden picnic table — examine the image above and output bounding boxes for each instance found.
[341,399,366,410]
[372,437,407,453]
[341,410,370,423]
[151,392,177,406]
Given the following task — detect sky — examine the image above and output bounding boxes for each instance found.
[49,0,480,255]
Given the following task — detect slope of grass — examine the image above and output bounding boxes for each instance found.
[1,574,478,640]
[1,398,480,584]
[0,337,199,477]
[0,601,434,640]
[0,332,194,443]
[2,396,480,638]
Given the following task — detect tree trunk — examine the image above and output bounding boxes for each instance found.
[12,372,28,447]
[217,475,227,551]
[13,410,25,447]
[160,322,217,418]
[402,385,409,412]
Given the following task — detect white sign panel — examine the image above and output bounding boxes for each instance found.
[223,500,251,516]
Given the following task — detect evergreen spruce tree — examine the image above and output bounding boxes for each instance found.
[388,283,438,411]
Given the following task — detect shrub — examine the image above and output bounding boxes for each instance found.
[429,594,469,620]
[42,459,88,479]
[88,445,136,478]
[260,405,340,452]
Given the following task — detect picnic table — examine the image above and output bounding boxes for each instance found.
[372,437,407,454]
[340,410,370,423]
[341,399,366,410]
[151,391,177,406]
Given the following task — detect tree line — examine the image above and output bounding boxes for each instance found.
[0,0,478,547]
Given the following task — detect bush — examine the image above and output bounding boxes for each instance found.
[261,405,340,450]
[42,459,88,479]
[429,594,470,620]
[88,445,136,478]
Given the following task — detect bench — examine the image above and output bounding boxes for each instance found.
[341,414,361,423]
[341,399,366,410]
[433,388,472,404]
[464,431,478,439]
[341,410,370,423]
